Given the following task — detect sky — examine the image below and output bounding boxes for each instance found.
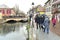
[0,0,47,13]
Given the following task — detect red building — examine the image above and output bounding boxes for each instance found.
[0,8,15,16]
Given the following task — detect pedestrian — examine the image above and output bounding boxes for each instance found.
[29,14,33,21]
[43,16,50,34]
[35,13,40,29]
[35,13,45,30]
[39,15,45,29]
[52,17,56,27]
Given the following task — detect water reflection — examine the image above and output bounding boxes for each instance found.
[0,22,27,35]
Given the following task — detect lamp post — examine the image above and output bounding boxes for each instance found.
[32,2,38,40]
[32,2,34,14]
[31,2,34,40]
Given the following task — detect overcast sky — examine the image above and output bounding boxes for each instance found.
[0,0,47,13]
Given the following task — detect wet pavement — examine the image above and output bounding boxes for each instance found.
[32,19,60,40]
[0,22,60,40]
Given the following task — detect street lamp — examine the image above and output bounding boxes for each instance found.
[32,2,38,40]
[32,2,34,5]
[31,2,34,40]
[32,2,34,14]
[27,2,35,40]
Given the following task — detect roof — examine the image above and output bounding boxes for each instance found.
[45,0,50,4]
[0,4,9,8]
[52,0,60,5]
[0,4,14,9]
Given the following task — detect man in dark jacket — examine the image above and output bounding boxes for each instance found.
[39,15,45,29]
[29,14,33,21]
[35,13,45,29]
[35,14,39,29]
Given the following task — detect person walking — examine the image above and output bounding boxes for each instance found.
[29,14,33,21]
[38,15,45,29]
[35,13,40,29]
[52,17,56,27]
[43,16,50,34]
[35,13,45,30]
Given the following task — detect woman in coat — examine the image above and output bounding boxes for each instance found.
[43,16,50,34]
[52,17,56,27]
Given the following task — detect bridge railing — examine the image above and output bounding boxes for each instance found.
[2,16,26,19]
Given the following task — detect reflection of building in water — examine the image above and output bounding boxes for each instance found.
[3,25,15,33]
[0,23,28,35]
[0,26,3,34]
[0,23,20,35]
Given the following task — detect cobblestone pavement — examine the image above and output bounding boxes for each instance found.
[32,18,60,40]
[50,21,60,36]
[37,28,60,40]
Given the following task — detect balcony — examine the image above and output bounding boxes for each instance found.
[52,0,60,5]
[52,7,58,14]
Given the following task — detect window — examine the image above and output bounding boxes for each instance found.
[46,7,51,12]
[58,5,60,8]
[49,1,50,5]
[49,7,50,12]
[2,9,5,14]
[0,10,2,12]
[53,0,57,2]
[58,4,60,11]
[7,9,11,14]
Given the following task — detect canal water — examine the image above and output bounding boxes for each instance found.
[0,22,28,40]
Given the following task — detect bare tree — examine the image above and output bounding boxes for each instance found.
[13,4,19,16]
[13,4,27,18]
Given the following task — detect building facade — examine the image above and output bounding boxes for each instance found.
[0,5,16,19]
[0,8,16,19]
[28,5,45,18]
[45,0,60,21]
[36,5,45,15]
[0,8,15,16]
[44,0,52,20]
[52,0,60,22]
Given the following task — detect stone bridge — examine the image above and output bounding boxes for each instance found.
[2,17,28,23]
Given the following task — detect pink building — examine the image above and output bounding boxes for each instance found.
[0,8,15,16]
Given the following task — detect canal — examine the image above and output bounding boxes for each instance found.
[0,22,28,40]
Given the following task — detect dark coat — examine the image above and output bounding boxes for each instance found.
[39,15,45,24]
[35,14,39,24]
[35,14,45,24]
[43,17,50,27]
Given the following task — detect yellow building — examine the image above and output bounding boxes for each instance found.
[37,5,45,15]
[0,12,2,19]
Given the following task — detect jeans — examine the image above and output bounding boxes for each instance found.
[53,23,56,27]
[44,26,49,34]
[36,23,40,29]
[36,23,38,29]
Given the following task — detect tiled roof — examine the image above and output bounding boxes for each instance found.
[0,4,9,8]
